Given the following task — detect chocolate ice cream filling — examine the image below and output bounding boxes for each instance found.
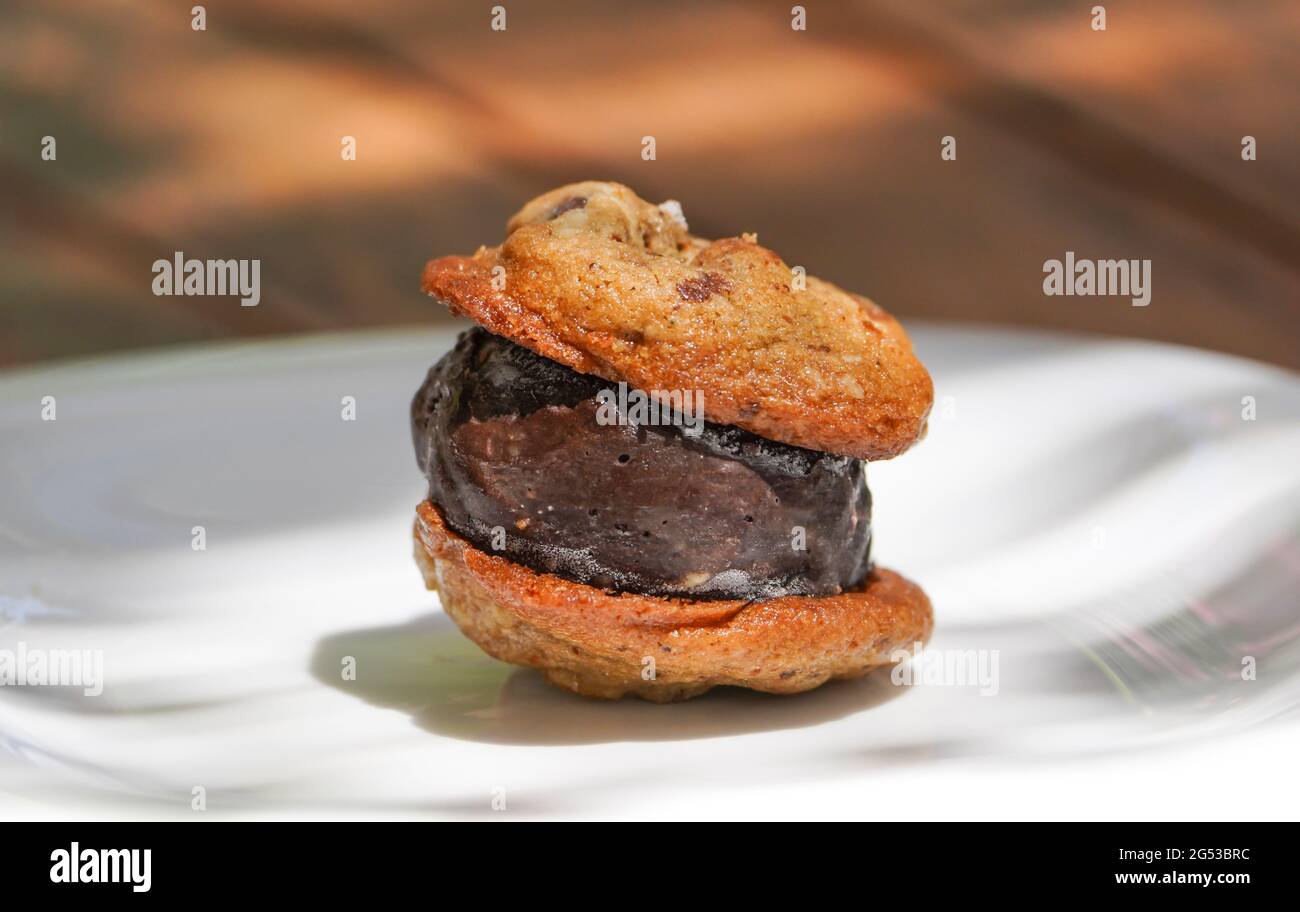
[412,327,872,600]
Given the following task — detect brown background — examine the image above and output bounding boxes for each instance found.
[2,0,1297,369]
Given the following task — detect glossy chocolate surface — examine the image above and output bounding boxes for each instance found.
[412,328,871,600]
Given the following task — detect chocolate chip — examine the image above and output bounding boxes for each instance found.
[676,272,730,303]
[547,196,587,220]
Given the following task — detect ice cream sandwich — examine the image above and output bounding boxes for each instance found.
[412,182,933,701]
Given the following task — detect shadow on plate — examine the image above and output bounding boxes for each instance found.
[309,612,910,745]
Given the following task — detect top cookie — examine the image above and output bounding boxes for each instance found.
[421,181,932,460]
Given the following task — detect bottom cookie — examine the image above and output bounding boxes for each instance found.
[414,500,933,702]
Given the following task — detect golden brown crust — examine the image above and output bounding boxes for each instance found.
[422,181,933,460]
[414,501,932,702]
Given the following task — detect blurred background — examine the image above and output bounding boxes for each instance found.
[1,0,1297,369]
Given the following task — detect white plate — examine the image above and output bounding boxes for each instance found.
[1,324,1297,820]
